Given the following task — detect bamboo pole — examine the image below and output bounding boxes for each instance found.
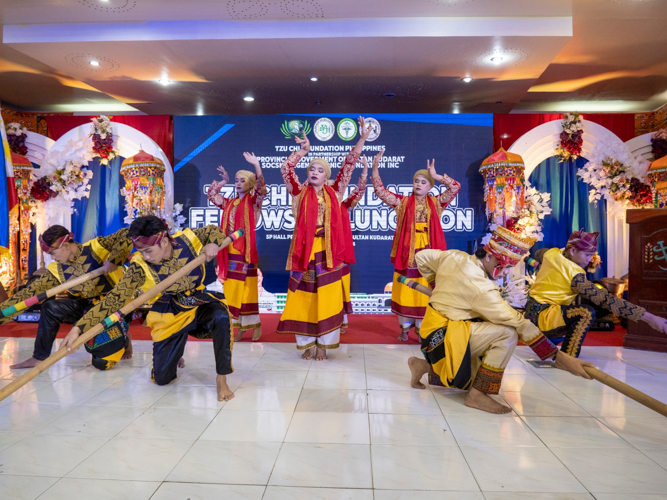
[0,268,106,319]
[584,366,667,418]
[399,276,667,418]
[0,229,244,402]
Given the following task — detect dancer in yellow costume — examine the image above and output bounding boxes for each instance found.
[208,152,267,342]
[372,153,460,341]
[525,229,667,357]
[277,117,371,360]
[63,215,236,401]
[0,225,132,370]
[408,226,594,414]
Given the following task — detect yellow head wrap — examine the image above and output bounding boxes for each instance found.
[307,158,332,180]
[413,169,435,187]
[235,169,256,191]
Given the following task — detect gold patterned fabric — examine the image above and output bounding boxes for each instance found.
[0,272,60,325]
[75,226,226,339]
[571,274,645,322]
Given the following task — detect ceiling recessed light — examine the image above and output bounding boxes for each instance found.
[310,77,318,82]
[89,60,100,66]
[158,79,171,85]
[490,56,504,64]
[461,77,473,83]
[244,96,255,102]
[383,92,396,98]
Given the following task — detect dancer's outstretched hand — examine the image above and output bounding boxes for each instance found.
[217,166,229,184]
[295,132,310,152]
[243,152,260,168]
[554,351,594,379]
[358,116,371,140]
[359,156,369,175]
[203,243,220,263]
[61,327,81,353]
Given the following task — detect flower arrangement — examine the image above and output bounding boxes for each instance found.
[29,138,95,228]
[556,112,584,162]
[651,128,667,160]
[90,115,117,165]
[577,138,652,218]
[6,122,28,156]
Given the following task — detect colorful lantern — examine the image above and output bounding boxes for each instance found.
[120,150,166,220]
[9,152,33,284]
[647,155,667,209]
[479,148,526,221]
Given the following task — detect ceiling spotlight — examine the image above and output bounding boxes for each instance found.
[244,96,255,102]
[490,56,504,64]
[383,92,396,98]
[158,79,171,85]
[89,60,100,66]
[310,77,318,82]
[461,77,473,83]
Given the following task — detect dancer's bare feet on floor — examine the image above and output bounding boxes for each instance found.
[301,347,315,360]
[9,357,41,369]
[397,330,409,342]
[408,356,429,389]
[121,334,133,360]
[216,374,235,401]
[251,326,261,342]
[464,387,512,414]
[315,347,328,361]
[234,328,245,342]
[177,357,185,368]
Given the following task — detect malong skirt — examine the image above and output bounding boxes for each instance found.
[391,222,431,321]
[224,245,261,330]
[341,263,353,327]
[277,234,344,350]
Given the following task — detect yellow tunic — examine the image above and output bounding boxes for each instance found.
[528,248,586,331]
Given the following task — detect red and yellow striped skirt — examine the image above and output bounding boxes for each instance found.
[224,245,260,330]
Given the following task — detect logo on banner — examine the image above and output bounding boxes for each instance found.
[280,120,312,139]
[337,118,357,141]
[313,118,335,141]
[364,117,381,142]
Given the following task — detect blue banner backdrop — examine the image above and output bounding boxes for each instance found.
[174,114,494,293]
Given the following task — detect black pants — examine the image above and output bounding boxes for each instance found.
[35,297,126,370]
[151,302,233,385]
[543,304,596,358]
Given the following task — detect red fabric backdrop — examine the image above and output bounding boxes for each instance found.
[45,115,174,165]
[493,114,636,152]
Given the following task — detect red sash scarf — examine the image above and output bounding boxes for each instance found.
[340,204,355,264]
[217,194,257,280]
[287,185,346,272]
[390,195,446,270]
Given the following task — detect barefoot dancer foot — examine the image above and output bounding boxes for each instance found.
[397,329,410,342]
[9,357,41,370]
[315,347,328,361]
[177,357,185,369]
[301,347,315,360]
[216,374,235,401]
[234,328,245,342]
[464,387,512,414]
[408,356,429,389]
[251,326,261,342]
[121,333,133,360]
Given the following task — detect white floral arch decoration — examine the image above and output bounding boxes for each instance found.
[508,119,629,278]
[50,121,174,222]
[624,132,653,162]
[24,131,55,165]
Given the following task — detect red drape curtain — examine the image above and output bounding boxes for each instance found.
[45,115,174,166]
[493,114,636,152]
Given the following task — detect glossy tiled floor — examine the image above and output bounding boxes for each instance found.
[1,336,667,500]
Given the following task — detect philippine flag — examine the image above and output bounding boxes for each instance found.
[0,116,18,248]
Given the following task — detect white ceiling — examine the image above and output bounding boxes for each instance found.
[0,0,665,115]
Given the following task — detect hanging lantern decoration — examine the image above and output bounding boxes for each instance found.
[479,147,526,221]
[647,155,667,209]
[9,152,33,284]
[120,150,166,223]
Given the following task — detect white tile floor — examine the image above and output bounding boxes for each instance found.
[0,337,666,500]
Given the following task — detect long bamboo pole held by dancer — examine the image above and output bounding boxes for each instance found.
[0,229,244,403]
[398,275,667,419]
[0,267,107,319]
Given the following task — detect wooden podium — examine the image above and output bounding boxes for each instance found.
[624,209,667,352]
